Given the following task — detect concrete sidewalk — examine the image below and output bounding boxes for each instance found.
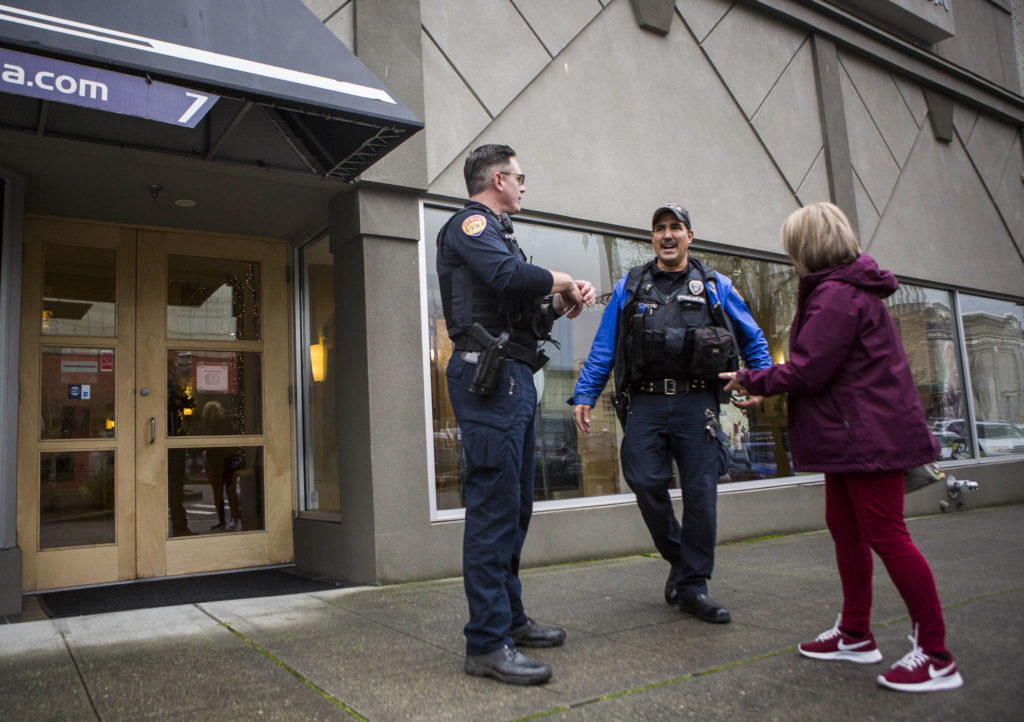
[2,504,1022,721]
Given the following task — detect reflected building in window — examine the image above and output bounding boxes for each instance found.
[885,286,969,459]
[962,304,1024,434]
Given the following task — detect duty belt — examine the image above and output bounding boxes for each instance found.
[455,339,541,368]
[631,378,710,395]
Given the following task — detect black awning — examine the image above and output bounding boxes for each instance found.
[0,0,423,180]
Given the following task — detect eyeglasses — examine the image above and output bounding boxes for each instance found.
[498,171,526,185]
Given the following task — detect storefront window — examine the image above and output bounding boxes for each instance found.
[424,206,800,513]
[959,295,1024,457]
[884,285,972,459]
[696,251,799,481]
[297,235,339,513]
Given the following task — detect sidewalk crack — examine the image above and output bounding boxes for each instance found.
[199,608,369,720]
[59,632,102,720]
[509,647,795,721]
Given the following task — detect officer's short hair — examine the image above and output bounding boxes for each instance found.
[465,144,517,196]
[782,202,861,276]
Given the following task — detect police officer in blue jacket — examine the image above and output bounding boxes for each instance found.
[438,144,596,685]
[571,203,770,624]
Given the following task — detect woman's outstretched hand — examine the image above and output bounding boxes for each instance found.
[719,372,762,409]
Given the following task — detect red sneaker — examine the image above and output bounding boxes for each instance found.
[798,615,883,664]
[877,626,963,692]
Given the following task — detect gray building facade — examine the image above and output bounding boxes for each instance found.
[1,0,1022,616]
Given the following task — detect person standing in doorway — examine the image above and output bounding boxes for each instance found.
[721,202,962,693]
[437,144,596,685]
[201,401,242,532]
[571,203,771,624]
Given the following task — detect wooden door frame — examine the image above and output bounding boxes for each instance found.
[17,218,294,591]
[135,230,294,578]
[17,219,137,590]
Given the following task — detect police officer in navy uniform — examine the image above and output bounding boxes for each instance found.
[437,144,596,685]
[571,204,771,624]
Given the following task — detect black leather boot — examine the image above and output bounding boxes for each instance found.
[465,644,552,685]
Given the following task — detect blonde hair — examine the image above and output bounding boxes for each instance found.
[781,202,861,276]
[201,400,225,432]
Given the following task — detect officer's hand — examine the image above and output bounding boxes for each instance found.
[576,280,597,308]
[560,285,584,319]
[552,291,576,318]
[573,404,592,433]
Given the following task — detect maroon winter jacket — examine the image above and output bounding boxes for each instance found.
[738,254,940,473]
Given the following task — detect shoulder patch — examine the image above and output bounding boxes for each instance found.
[461,214,487,237]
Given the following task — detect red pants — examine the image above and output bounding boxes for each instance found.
[825,470,948,656]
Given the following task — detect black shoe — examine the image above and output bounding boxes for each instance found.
[465,644,552,685]
[678,590,731,624]
[665,567,681,605]
[510,618,566,648]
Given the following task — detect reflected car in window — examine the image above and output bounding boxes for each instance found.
[975,421,1024,457]
[929,419,969,459]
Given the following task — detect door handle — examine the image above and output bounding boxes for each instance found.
[150,417,155,444]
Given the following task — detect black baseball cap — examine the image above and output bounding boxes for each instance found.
[652,203,691,230]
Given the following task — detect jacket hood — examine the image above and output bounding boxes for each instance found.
[801,253,898,300]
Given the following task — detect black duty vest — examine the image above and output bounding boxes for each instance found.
[609,259,740,420]
[627,263,714,380]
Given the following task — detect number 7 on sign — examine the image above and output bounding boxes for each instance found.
[178,91,212,125]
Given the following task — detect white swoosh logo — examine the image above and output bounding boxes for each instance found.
[837,639,871,651]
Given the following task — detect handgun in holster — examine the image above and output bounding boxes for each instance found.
[468,323,510,395]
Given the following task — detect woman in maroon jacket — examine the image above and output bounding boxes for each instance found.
[721,203,962,693]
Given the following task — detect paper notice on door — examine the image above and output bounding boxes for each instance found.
[196,363,229,392]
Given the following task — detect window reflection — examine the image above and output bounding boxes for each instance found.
[40,450,115,549]
[166,349,262,437]
[960,296,1024,457]
[425,207,1024,513]
[297,236,339,513]
[884,286,971,459]
[40,347,116,440]
[167,255,261,341]
[697,252,798,481]
[42,244,116,336]
[424,207,801,512]
[167,446,264,537]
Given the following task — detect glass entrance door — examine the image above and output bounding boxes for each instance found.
[135,229,293,578]
[17,219,294,590]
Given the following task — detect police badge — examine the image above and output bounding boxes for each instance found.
[688,279,704,296]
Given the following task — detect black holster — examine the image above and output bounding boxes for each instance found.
[468,323,509,395]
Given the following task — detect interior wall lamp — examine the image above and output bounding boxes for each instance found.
[310,326,327,383]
